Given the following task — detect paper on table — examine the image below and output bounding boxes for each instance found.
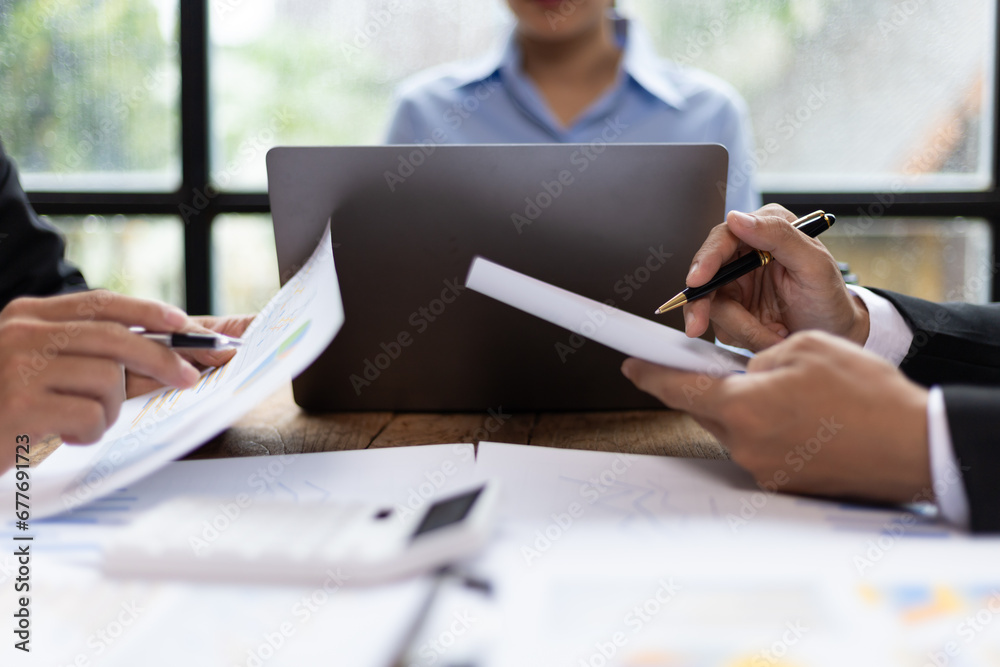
[465,257,748,374]
[15,553,435,667]
[472,442,953,540]
[4,223,343,519]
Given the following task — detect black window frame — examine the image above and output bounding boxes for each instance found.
[23,2,1000,314]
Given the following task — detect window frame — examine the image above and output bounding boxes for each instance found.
[23,2,1000,313]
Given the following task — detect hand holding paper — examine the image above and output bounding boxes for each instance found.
[4,223,343,519]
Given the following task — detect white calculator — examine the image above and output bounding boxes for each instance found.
[102,482,498,586]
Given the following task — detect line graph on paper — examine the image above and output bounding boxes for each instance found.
[13,222,342,520]
[126,250,321,433]
[62,228,332,486]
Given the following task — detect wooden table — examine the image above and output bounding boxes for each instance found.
[31,384,728,465]
[188,384,728,460]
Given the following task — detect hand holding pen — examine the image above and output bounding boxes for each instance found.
[667,205,872,352]
[656,210,834,315]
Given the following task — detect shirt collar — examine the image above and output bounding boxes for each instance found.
[447,13,687,111]
[616,15,687,110]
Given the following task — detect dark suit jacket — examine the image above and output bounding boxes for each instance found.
[0,141,87,309]
[871,289,1000,533]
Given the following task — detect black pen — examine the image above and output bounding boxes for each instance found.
[136,331,244,349]
[655,210,836,315]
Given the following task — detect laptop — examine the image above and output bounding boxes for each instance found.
[267,144,728,412]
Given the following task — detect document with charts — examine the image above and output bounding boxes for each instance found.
[4,223,343,519]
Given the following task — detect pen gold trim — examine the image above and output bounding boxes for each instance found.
[655,210,830,315]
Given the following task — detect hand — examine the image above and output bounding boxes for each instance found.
[621,331,933,504]
[683,204,870,352]
[125,314,255,397]
[0,291,204,472]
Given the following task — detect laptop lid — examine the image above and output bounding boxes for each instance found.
[267,144,727,412]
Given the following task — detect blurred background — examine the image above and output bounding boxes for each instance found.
[0,0,995,314]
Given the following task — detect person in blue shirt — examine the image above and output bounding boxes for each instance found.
[385,0,761,215]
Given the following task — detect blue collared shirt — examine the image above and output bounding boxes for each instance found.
[385,15,761,215]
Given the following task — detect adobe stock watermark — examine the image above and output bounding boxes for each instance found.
[394,444,475,523]
[521,454,634,565]
[751,619,810,666]
[239,567,352,667]
[348,277,465,396]
[16,276,131,387]
[672,0,751,67]
[53,68,170,176]
[411,608,478,666]
[511,116,630,234]
[922,589,1000,667]
[186,454,299,556]
[384,80,502,192]
[577,578,682,667]
[5,0,83,74]
[63,600,145,666]
[675,346,754,406]
[727,416,844,532]
[853,461,966,576]
[842,120,963,245]
[879,0,931,37]
[180,108,295,223]
[722,83,830,203]
[555,244,674,363]
[339,1,404,61]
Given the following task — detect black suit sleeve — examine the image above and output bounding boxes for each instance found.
[869,288,1000,387]
[0,141,87,310]
[870,288,1000,532]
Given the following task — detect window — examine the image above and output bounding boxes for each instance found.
[0,1,181,191]
[4,0,999,313]
[50,215,184,305]
[632,0,995,193]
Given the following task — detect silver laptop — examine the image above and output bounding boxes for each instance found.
[267,144,727,412]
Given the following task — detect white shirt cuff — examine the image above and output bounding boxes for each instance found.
[847,285,913,366]
[927,386,970,529]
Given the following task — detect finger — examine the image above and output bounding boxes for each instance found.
[23,394,110,445]
[725,210,834,279]
[686,222,744,288]
[126,373,164,398]
[685,206,798,289]
[682,296,713,338]
[621,358,730,416]
[177,314,255,368]
[176,320,238,368]
[710,298,785,352]
[19,320,200,389]
[186,314,256,338]
[6,291,188,331]
[38,356,127,428]
[747,330,855,373]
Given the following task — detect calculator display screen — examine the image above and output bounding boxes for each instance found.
[412,486,484,539]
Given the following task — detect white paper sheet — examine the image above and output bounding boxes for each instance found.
[484,537,1000,667]
[3,223,343,519]
[12,553,434,667]
[465,257,748,374]
[473,442,956,541]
